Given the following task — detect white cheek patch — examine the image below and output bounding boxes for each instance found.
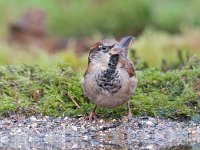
[91,53,110,70]
[103,43,108,46]
[94,53,110,63]
[98,45,102,49]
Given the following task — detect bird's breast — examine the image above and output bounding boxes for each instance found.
[83,68,137,108]
[95,69,122,94]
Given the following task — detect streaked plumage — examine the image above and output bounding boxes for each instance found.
[83,36,137,121]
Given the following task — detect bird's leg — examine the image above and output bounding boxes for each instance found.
[127,100,132,121]
[87,105,98,121]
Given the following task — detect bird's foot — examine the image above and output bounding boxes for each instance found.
[127,111,132,121]
[86,111,98,121]
[122,111,132,122]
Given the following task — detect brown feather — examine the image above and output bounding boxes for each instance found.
[84,42,102,76]
[119,59,136,77]
[84,62,91,76]
[89,42,102,55]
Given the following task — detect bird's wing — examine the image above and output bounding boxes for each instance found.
[119,59,136,77]
[84,57,91,77]
[82,78,91,103]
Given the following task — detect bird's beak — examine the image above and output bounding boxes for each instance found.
[119,36,135,49]
[108,36,135,55]
[108,44,123,55]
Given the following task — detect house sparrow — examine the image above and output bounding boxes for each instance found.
[83,36,137,121]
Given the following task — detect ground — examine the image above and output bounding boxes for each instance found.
[0,115,199,149]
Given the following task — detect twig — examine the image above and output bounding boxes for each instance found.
[65,93,81,109]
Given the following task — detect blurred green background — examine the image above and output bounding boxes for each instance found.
[0,0,200,71]
[1,0,200,36]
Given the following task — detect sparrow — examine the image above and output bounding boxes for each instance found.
[83,36,137,121]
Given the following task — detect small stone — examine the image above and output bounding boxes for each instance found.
[99,119,104,123]
[1,136,10,143]
[64,117,69,120]
[72,143,78,149]
[18,123,22,127]
[31,123,38,128]
[42,117,47,122]
[99,125,103,129]
[191,130,196,136]
[83,135,89,140]
[90,126,96,131]
[146,144,154,149]
[112,119,117,122]
[81,125,85,129]
[120,133,127,140]
[61,123,65,127]
[28,137,33,142]
[3,119,11,124]
[13,128,22,135]
[71,125,78,131]
[44,116,49,119]
[146,121,153,126]
[30,116,37,122]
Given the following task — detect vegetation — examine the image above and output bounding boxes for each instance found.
[0,56,199,121]
[1,28,200,70]
[0,0,200,37]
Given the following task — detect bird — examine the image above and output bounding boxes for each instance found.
[83,36,137,121]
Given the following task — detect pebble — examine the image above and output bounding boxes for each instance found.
[71,125,78,131]
[146,144,154,149]
[31,123,38,128]
[18,123,22,127]
[72,143,78,149]
[1,136,9,143]
[64,117,69,120]
[30,116,37,122]
[99,119,104,123]
[0,115,199,149]
[146,121,154,126]
[28,137,33,142]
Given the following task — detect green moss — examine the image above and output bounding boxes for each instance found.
[0,57,200,120]
[133,67,199,119]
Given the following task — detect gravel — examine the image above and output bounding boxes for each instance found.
[0,115,200,149]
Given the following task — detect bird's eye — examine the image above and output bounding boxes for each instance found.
[101,46,107,50]
[100,45,109,53]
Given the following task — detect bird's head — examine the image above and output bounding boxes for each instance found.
[88,36,134,65]
[89,36,134,62]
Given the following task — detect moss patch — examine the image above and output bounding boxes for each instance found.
[0,58,200,120]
